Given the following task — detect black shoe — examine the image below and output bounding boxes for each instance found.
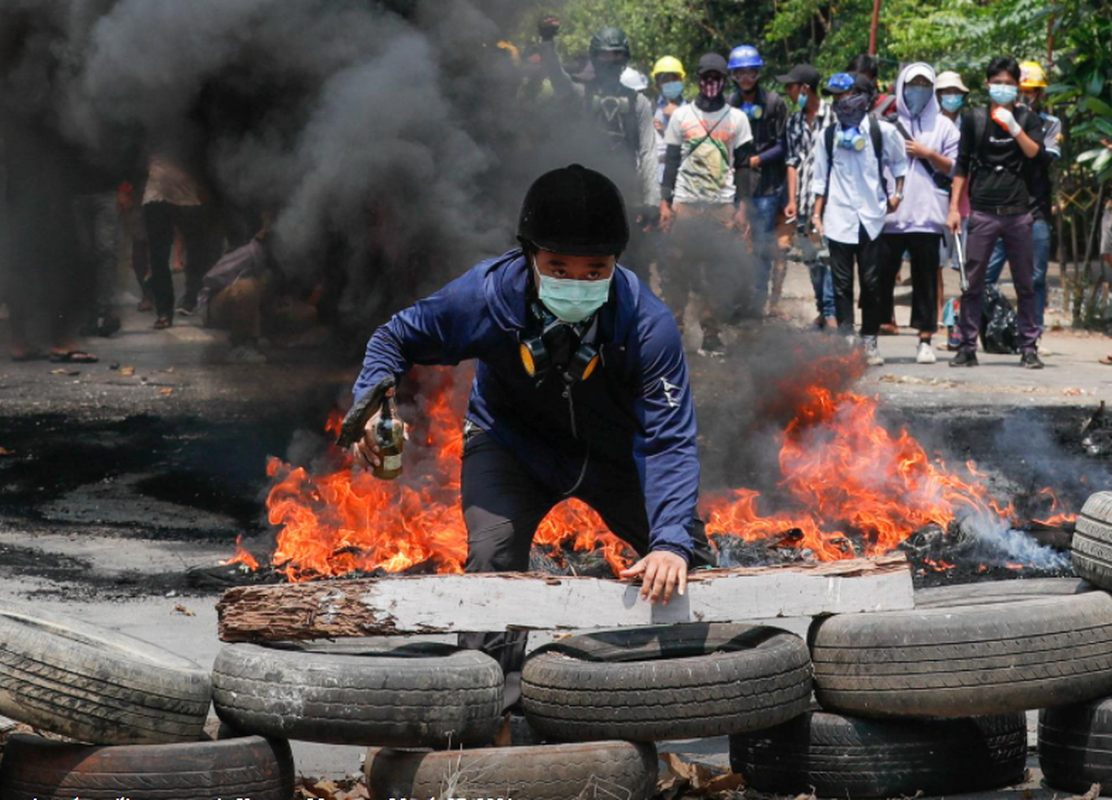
[950,349,979,367]
[176,296,198,316]
[1021,351,1044,369]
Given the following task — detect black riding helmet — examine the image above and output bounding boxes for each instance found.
[589,27,631,61]
[517,164,629,257]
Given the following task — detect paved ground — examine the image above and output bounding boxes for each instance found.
[1,266,1110,789]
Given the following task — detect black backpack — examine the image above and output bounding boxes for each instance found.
[822,115,887,199]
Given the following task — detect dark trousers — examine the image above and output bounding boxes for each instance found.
[143,201,219,319]
[957,210,1039,352]
[457,430,716,711]
[879,232,942,335]
[828,225,884,337]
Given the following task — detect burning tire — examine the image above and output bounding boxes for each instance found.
[811,590,1112,717]
[0,732,294,800]
[730,709,1027,797]
[0,599,211,744]
[212,640,503,747]
[1039,697,1112,791]
[520,623,812,742]
[364,741,658,800]
[1072,491,1112,590]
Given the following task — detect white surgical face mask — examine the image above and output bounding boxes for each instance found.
[534,262,612,323]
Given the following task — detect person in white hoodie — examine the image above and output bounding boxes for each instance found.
[878,63,960,364]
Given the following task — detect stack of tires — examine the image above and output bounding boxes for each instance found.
[733,547,1112,796]
[364,622,814,799]
[1040,490,1112,791]
[0,600,293,800]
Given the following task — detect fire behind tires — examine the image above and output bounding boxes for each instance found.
[365,741,658,800]
[811,580,1112,717]
[731,709,1027,797]
[521,623,812,742]
[0,732,294,800]
[212,640,504,747]
[0,599,211,745]
[1072,491,1112,590]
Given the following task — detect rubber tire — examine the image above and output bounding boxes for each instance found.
[0,599,211,744]
[731,710,1027,797]
[1073,491,1112,590]
[0,732,294,800]
[1040,697,1112,792]
[521,623,812,742]
[213,640,504,747]
[914,577,1093,609]
[811,590,1112,717]
[365,741,658,800]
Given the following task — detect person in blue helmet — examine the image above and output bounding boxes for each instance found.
[726,45,789,317]
[351,164,717,709]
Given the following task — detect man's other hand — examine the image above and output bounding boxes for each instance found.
[620,550,688,605]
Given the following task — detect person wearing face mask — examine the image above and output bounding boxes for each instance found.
[948,56,1045,369]
[651,56,688,184]
[537,18,660,234]
[352,165,716,711]
[878,64,960,365]
[726,45,790,316]
[811,73,908,366]
[659,53,755,354]
[983,61,1062,349]
[779,63,837,330]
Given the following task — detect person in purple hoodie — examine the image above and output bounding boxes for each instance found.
[879,63,960,364]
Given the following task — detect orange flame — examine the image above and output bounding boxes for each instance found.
[238,360,1075,581]
[221,534,259,570]
[262,370,630,582]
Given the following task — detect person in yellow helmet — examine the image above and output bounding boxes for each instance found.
[982,59,1062,351]
[650,56,687,184]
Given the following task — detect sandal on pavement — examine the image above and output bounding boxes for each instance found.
[153,317,172,330]
[49,350,99,364]
[1100,356,1112,366]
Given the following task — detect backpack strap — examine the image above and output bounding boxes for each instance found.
[823,123,836,198]
[869,116,888,199]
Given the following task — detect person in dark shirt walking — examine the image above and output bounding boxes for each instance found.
[948,56,1045,369]
[727,45,788,316]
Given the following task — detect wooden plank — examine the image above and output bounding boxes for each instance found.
[217,554,913,643]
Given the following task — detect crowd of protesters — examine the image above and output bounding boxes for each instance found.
[1,12,1103,370]
[529,17,1084,368]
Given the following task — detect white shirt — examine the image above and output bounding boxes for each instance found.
[664,103,753,205]
[810,115,908,244]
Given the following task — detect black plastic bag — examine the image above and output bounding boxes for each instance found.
[980,285,1019,354]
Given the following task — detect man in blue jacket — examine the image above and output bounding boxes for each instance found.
[352,164,715,705]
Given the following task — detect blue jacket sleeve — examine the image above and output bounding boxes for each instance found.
[629,304,699,563]
[353,267,493,401]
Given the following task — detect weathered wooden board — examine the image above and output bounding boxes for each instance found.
[217,554,914,642]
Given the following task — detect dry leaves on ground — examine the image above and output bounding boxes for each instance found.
[295,776,370,800]
[172,605,195,617]
[656,752,745,799]
[49,368,79,376]
[120,365,136,376]
[1069,784,1102,800]
[159,388,174,395]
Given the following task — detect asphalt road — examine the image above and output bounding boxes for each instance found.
[1,266,1110,787]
